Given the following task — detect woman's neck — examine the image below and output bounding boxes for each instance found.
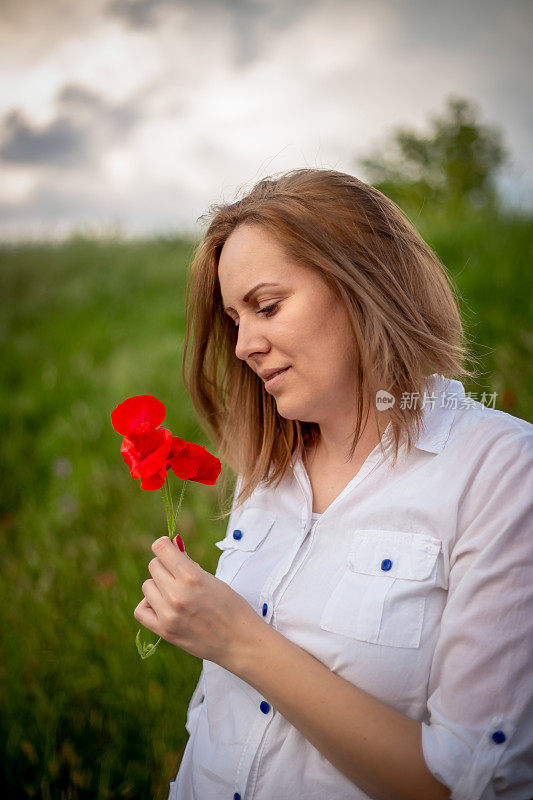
[304,407,391,471]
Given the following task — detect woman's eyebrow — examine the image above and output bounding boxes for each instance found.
[223,282,281,313]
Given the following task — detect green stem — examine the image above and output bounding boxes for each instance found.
[161,476,173,535]
[176,478,188,515]
[168,477,175,535]
[136,629,162,660]
[136,476,189,660]
[170,478,188,537]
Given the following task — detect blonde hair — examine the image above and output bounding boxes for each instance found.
[181,168,477,519]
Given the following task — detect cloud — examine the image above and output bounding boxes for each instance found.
[0,83,141,168]
[107,0,319,67]
[57,84,139,134]
[0,0,110,68]
[0,111,87,166]
[1,0,532,240]
[107,0,177,29]
[0,168,203,240]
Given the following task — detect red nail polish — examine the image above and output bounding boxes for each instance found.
[174,534,185,552]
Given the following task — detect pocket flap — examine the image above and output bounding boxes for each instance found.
[215,507,276,552]
[348,530,441,581]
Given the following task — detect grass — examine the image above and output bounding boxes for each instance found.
[1,208,532,798]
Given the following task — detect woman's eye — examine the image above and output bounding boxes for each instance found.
[257,302,279,318]
[233,302,279,329]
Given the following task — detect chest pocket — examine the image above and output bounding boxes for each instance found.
[214,507,276,586]
[320,530,443,649]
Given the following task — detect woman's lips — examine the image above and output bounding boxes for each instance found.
[264,366,290,391]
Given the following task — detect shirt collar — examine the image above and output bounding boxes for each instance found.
[290,373,465,468]
[411,373,465,454]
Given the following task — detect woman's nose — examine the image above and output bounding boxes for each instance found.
[234,318,269,362]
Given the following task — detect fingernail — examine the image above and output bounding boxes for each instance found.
[174,534,185,552]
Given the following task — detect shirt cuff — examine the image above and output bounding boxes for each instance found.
[421,713,515,800]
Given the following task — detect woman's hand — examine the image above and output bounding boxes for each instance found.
[134,536,262,671]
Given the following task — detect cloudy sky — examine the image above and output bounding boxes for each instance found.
[1,0,532,240]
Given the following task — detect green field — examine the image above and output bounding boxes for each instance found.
[1,207,532,798]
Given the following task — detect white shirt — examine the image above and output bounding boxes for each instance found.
[169,374,533,800]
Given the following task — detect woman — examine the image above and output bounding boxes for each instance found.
[134,169,533,800]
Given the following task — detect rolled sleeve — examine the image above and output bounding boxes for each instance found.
[422,712,517,799]
[421,425,533,800]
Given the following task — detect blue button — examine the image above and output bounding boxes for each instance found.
[234,794,241,800]
[262,603,268,616]
[381,558,392,571]
[260,701,270,714]
[492,730,506,744]
[233,529,242,540]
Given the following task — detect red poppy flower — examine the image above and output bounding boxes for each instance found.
[111,394,221,491]
[166,440,222,485]
[120,427,173,489]
[111,393,222,659]
[133,436,187,491]
[112,395,173,490]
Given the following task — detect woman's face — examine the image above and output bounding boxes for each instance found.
[218,223,360,427]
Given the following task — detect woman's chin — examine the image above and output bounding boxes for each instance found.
[275,400,316,423]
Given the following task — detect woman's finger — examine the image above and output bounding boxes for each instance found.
[147,556,175,600]
[151,536,188,577]
[141,577,165,615]
[134,596,159,630]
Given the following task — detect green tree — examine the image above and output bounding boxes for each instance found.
[359,96,509,215]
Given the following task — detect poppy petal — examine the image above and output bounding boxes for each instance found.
[168,455,201,480]
[119,428,172,480]
[141,469,167,491]
[170,442,221,485]
[111,395,166,437]
[132,428,173,478]
[120,436,142,479]
[194,452,222,485]
[168,436,188,458]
